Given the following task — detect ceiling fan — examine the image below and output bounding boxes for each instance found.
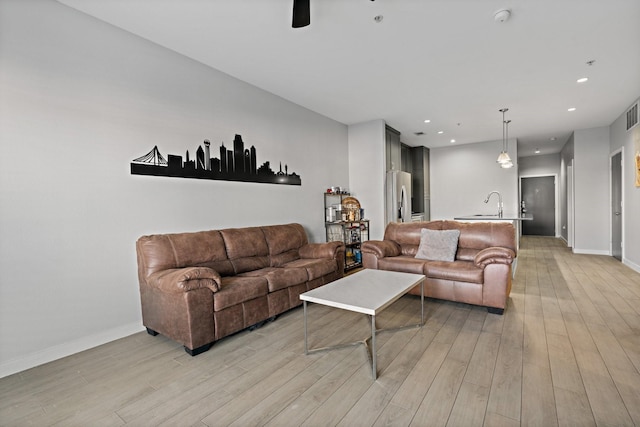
[292,0,310,28]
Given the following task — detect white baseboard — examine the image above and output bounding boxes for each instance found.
[572,248,610,256]
[0,322,144,379]
[623,257,640,274]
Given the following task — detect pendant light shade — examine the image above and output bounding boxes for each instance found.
[497,108,512,167]
[496,151,511,164]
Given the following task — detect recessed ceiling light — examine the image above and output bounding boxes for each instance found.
[577,77,588,83]
[424,119,431,123]
[450,139,456,143]
[568,107,576,112]
[535,148,541,154]
[549,137,557,141]
[437,130,444,134]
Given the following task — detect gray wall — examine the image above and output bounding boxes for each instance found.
[430,139,519,219]
[0,0,348,376]
[609,98,640,270]
[573,127,611,254]
[519,153,560,177]
[556,114,640,270]
[348,120,386,240]
[560,134,575,242]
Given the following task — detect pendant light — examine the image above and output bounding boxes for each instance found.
[496,108,513,168]
[501,118,514,168]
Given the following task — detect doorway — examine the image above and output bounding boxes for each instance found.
[611,150,623,261]
[521,175,556,236]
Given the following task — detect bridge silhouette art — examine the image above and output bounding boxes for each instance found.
[131,134,301,186]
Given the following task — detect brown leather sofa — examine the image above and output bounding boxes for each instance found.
[361,220,516,314]
[136,223,345,355]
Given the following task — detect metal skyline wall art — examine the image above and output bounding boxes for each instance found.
[131,134,301,185]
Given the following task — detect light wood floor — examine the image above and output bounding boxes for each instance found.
[2,237,640,426]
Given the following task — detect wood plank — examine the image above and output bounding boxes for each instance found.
[409,358,467,426]
[447,381,490,427]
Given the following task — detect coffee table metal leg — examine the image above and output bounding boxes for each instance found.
[421,281,424,325]
[303,301,308,355]
[371,314,377,380]
[303,279,425,381]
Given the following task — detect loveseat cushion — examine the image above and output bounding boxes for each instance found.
[361,240,402,258]
[214,276,268,311]
[455,248,480,262]
[442,220,516,254]
[474,247,515,267]
[241,267,309,292]
[425,260,483,284]
[378,256,426,275]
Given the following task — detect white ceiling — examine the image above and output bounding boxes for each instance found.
[57,0,640,157]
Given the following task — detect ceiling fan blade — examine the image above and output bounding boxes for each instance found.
[292,0,310,28]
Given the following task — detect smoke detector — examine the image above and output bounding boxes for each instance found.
[494,9,511,23]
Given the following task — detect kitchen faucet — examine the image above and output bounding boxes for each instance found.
[484,191,503,217]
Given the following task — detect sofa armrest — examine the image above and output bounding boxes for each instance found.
[299,241,345,260]
[146,267,221,293]
[474,247,515,268]
[361,240,401,258]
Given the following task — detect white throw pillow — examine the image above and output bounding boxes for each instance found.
[415,228,460,262]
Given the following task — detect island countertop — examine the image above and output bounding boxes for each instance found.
[453,214,533,221]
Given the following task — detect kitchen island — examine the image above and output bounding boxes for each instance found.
[453,214,533,222]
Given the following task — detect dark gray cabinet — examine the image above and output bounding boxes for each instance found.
[401,143,412,173]
[411,146,430,220]
[385,125,401,171]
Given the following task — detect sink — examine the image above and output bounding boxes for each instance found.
[471,214,498,216]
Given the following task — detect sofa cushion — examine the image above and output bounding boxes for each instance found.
[214,276,269,311]
[425,260,483,284]
[262,223,308,256]
[415,229,460,262]
[270,250,300,267]
[220,227,270,274]
[284,258,337,280]
[137,230,229,278]
[241,267,309,292]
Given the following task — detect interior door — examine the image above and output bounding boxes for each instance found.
[611,151,622,260]
[522,176,555,236]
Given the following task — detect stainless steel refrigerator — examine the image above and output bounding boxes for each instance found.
[386,170,412,223]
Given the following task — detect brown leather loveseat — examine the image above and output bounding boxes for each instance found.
[361,220,516,314]
[136,223,345,355]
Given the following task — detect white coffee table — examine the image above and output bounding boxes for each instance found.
[300,269,426,380]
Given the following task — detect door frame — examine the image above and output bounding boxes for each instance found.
[519,174,559,237]
[609,147,625,260]
[567,162,574,248]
